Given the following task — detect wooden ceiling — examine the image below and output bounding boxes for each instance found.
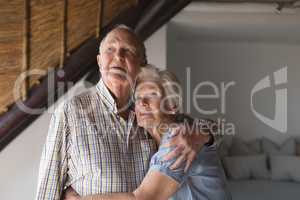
[0,0,192,150]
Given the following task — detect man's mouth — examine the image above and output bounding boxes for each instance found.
[110,66,127,74]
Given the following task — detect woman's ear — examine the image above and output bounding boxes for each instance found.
[166,103,178,115]
[169,105,178,115]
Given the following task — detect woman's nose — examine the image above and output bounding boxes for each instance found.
[137,97,149,107]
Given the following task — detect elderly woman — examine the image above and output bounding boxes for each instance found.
[81,66,229,200]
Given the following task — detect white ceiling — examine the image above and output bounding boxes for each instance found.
[170,2,300,43]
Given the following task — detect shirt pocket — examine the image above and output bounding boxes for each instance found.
[72,125,105,172]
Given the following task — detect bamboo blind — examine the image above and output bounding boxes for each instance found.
[29,0,63,86]
[0,0,136,114]
[0,0,24,113]
[67,0,99,51]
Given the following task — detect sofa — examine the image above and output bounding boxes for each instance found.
[218,136,300,200]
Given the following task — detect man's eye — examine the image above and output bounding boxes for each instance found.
[124,48,136,55]
[106,47,114,52]
[124,48,132,54]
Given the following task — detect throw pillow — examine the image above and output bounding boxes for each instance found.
[270,156,300,182]
[262,138,295,156]
[223,154,269,180]
[229,137,261,156]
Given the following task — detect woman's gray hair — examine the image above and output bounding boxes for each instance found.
[135,65,183,114]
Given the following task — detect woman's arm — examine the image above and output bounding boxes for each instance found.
[81,171,179,200]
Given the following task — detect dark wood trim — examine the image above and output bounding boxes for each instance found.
[60,0,68,68]
[135,0,192,41]
[96,0,104,38]
[192,0,295,2]
[21,0,31,101]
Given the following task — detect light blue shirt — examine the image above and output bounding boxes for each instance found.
[148,132,231,200]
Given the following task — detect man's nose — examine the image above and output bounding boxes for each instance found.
[115,49,125,61]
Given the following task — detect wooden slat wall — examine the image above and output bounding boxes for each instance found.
[67,0,99,52]
[0,0,136,114]
[29,0,63,86]
[0,0,24,113]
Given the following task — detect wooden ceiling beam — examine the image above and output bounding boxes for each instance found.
[135,0,192,41]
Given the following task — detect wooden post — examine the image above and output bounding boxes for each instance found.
[96,0,104,38]
[60,0,68,68]
[22,0,31,101]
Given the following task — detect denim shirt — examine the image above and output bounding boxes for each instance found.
[148,131,231,200]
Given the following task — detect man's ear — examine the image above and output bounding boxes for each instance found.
[97,54,102,70]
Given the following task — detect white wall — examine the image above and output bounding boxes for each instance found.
[144,25,167,69]
[167,26,300,143]
[0,27,167,200]
[0,80,88,200]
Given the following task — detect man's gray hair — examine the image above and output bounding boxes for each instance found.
[99,24,147,66]
[135,65,183,114]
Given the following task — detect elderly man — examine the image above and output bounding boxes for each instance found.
[35,25,214,200]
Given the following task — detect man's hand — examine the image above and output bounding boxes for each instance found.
[162,123,211,172]
[63,187,80,200]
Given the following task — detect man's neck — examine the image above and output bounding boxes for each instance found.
[107,82,132,120]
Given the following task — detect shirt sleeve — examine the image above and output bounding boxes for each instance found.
[187,145,231,200]
[35,105,70,200]
[148,133,187,184]
[148,133,230,200]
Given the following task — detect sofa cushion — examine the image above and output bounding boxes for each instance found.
[262,137,295,156]
[228,180,300,200]
[270,156,300,182]
[229,137,261,156]
[223,154,269,180]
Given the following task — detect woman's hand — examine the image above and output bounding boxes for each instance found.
[162,124,211,172]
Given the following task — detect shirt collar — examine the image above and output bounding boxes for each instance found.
[96,79,118,113]
[96,79,135,114]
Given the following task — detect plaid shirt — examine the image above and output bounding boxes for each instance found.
[36,79,157,200]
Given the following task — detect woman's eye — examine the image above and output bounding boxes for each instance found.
[149,93,161,99]
[134,96,141,102]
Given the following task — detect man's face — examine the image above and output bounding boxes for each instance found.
[97,29,142,89]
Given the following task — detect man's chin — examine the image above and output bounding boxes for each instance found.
[106,74,131,85]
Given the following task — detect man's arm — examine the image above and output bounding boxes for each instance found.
[81,171,179,200]
[163,115,215,171]
[36,106,70,200]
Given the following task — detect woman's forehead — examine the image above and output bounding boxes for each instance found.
[136,82,161,94]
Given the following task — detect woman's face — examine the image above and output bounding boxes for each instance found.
[134,81,165,130]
